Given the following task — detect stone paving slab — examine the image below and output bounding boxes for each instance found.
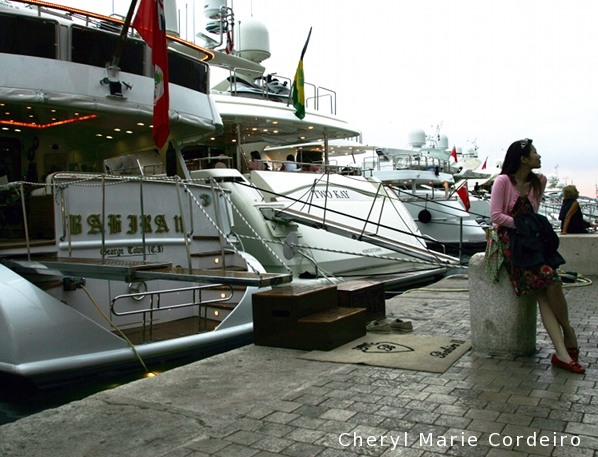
[0,275,596,457]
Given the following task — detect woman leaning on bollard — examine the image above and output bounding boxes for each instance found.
[489,138,584,374]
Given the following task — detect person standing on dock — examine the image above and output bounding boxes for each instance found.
[489,138,584,374]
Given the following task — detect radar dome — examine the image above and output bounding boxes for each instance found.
[438,134,449,150]
[164,0,179,36]
[237,18,271,63]
[407,129,426,148]
[204,0,227,19]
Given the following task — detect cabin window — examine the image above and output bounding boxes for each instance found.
[71,25,145,75]
[168,50,208,94]
[0,14,57,58]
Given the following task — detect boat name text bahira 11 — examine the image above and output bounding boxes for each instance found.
[68,213,186,235]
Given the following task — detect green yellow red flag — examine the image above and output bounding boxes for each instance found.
[292,27,312,120]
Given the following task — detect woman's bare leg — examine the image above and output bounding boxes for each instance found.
[536,288,572,363]
[542,282,577,348]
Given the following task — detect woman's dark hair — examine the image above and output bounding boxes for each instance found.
[286,154,295,161]
[250,150,261,160]
[500,138,541,196]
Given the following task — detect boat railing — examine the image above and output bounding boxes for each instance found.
[220,64,337,114]
[111,283,235,342]
[111,161,165,176]
[267,159,362,176]
[363,153,449,173]
[0,175,238,273]
[393,154,449,172]
[49,174,195,265]
[307,86,337,114]
[189,156,235,170]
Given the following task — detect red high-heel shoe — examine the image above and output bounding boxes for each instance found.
[567,347,579,362]
[551,355,585,374]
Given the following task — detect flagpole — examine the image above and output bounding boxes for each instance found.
[111,0,139,68]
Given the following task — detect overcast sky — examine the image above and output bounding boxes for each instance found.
[63,0,598,197]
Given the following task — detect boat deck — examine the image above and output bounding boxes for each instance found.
[117,316,220,345]
[7,257,292,288]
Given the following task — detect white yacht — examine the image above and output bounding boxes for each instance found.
[179,3,459,287]
[0,0,290,386]
[269,130,490,252]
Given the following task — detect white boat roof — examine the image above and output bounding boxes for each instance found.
[212,93,361,147]
[0,1,221,151]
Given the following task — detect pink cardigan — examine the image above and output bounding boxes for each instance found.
[490,173,546,229]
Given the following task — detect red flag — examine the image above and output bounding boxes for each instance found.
[456,182,470,211]
[225,30,233,54]
[133,0,170,148]
[451,146,458,162]
[482,156,487,170]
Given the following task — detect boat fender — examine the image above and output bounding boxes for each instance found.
[418,209,432,224]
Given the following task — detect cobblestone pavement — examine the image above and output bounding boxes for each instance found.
[178,275,597,457]
[0,275,596,457]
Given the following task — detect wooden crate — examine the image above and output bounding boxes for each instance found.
[252,284,338,348]
[297,307,366,351]
[337,280,385,321]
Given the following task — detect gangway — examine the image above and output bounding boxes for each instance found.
[261,207,459,266]
[6,257,292,288]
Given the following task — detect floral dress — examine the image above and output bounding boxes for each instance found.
[497,197,561,296]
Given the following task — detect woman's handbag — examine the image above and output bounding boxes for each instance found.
[484,228,503,282]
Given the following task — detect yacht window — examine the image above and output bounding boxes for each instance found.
[71,25,144,75]
[168,50,208,94]
[0,14,57,58]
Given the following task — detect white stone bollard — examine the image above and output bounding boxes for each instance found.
[469,253,537,357]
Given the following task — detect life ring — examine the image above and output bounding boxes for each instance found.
[418,209,432,224]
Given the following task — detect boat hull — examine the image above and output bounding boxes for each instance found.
[0,263,257,388]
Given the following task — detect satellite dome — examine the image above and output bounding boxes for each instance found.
[164,0,179,36]
[236,18,271,63]
[407,128,426,148]
[204,0,227,19]
[438,134,449,150]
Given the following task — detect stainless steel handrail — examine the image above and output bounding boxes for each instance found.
[110,283,234,342]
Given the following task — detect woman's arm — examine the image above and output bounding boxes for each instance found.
[490,176,516,228]
[561,200,580,234]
